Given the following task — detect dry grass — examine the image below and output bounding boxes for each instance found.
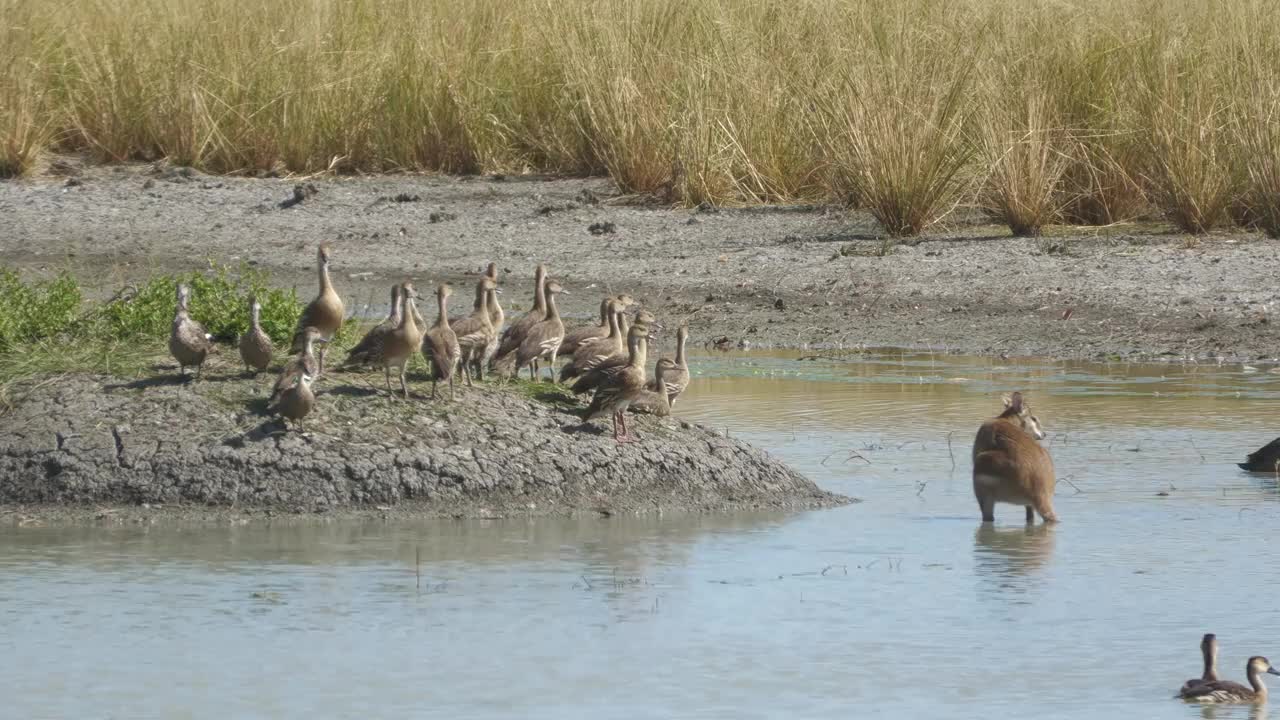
[3,0,1280,237]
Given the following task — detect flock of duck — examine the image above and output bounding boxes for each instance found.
[169,243,690,442]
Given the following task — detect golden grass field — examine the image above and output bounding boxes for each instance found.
[3,0,1280,237]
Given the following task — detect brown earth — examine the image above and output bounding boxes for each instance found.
[2,159,1278,363]
[0,372,849,523]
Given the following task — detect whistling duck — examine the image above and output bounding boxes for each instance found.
[238,295,274,375]
[169,283,215,379]
[583,322,654,443]
[290,243,344,374]
[422,283,461,400]
[1179,656,1280,704]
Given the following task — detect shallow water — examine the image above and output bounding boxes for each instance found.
[5,350,1280,719]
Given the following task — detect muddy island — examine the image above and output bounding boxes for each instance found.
[0,372,848,519]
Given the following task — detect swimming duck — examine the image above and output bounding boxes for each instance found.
[583,322,654,443]
[561,294,635,356]
[290,243,344,374]
[1181,634,1220,694]
[421,283,461,400]
[647,323,689,407]
[169,283,215,379]
[237,295,274,375]
[1239,438,1280,473]
[1179,656,1280,704]
[513,279,567,382]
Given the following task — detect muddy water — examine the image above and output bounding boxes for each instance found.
[4,351,1280,719]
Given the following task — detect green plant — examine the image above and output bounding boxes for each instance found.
[0,270,83,347]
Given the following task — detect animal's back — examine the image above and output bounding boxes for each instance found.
[972,417,1057,522]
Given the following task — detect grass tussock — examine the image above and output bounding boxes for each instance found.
[0,264,308,391]
[4,0,1280,237]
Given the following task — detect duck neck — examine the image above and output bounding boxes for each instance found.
[628,334,648,370]
[1249,667,1268,696]
[619,312,630,337]
[401,292,418,335]
[250,303,262,329]
[435,292,450,329]
[531,269,546,315]
[472,280,486,312]
[485,288,500,322]
[544,289,560,321]
[388,286,402,324]
[318,257,332,294]
[1203,646,1218,682]
[597,299,610,327]
[302,335,315,358]
[606,308,621,339]
[675,330,687,366]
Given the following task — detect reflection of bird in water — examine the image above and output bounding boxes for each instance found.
[973,523,1057,579]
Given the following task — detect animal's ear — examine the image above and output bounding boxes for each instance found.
[1006,392,1024,413]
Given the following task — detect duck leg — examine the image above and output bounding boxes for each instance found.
[1025,506,1034,524]
[399,365,410,399]
[546,350,557,383]
[449,372,456,401]
[384,366,393,394]
[611,410,621,441]
[318,346,327,375]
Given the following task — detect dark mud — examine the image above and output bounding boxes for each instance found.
[3,160,1279,363]
[0,370,849,521]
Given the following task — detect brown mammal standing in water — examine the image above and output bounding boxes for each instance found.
[972,391,1057,523]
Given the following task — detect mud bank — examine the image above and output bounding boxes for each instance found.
[0,372,849,519]
[3,160,1279,363]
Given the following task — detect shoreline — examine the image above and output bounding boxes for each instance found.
[2,163,1277,365]
[0,373,851,521]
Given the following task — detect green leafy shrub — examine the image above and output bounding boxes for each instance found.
[0,270,83,347]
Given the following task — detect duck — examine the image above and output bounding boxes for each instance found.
[1239,438,1280,472]
[513,279,567,382]
[490,263,546,373]
[560,299,626,382]
[1181,634,1220,694]
[421,283,461,400]
[290,242,344,374]
[1179,656,1280,704]
[582,322,654,443]
[561,294,635,356]
[628,357,678,416]
[478,262,505,378]
[382,281,423,399]
[237,295,274,375]
[271,326,324,404]
[271,371,315,431]
[647,323,689,407]
[169,283,215,379]
[450,276,499,387]
[570,311,659,395]
[341,283,402,370]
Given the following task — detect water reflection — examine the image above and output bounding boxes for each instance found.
[1196,703,1270,720]
[973,524,1057,579]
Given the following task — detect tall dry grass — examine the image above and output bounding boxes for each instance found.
[3,0,1280,237]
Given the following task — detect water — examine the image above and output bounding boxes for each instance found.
[4,350,1280,719]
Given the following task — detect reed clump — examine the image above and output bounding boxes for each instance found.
[3,0,1280,238]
